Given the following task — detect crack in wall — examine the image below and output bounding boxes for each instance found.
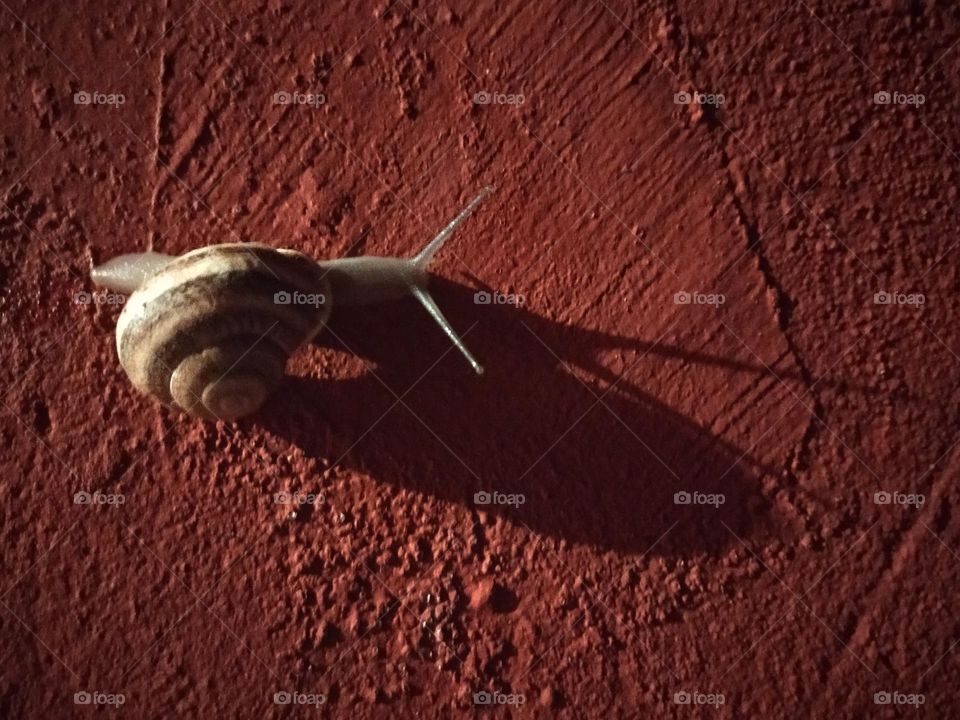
[722,149,823,485]
[659,0,822,491]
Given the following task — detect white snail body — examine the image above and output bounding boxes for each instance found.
[91,187,491,420]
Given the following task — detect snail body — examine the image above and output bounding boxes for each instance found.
[91,188,491,420]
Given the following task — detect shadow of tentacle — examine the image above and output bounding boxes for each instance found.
[256,279,787,557]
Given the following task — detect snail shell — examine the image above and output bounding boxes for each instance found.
[116,243,331,420]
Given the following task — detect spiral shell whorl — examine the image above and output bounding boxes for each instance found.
[116,243,331,420]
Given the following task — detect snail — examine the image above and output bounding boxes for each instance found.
[90,187,492,421]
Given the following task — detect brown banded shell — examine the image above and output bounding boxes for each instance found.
[115,243,331,420]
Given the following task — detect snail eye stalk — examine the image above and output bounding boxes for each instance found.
[407,186,494,376]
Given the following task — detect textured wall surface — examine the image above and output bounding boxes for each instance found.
[1,0,959,717]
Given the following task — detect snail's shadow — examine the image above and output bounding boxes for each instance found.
[257,279,778,557]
